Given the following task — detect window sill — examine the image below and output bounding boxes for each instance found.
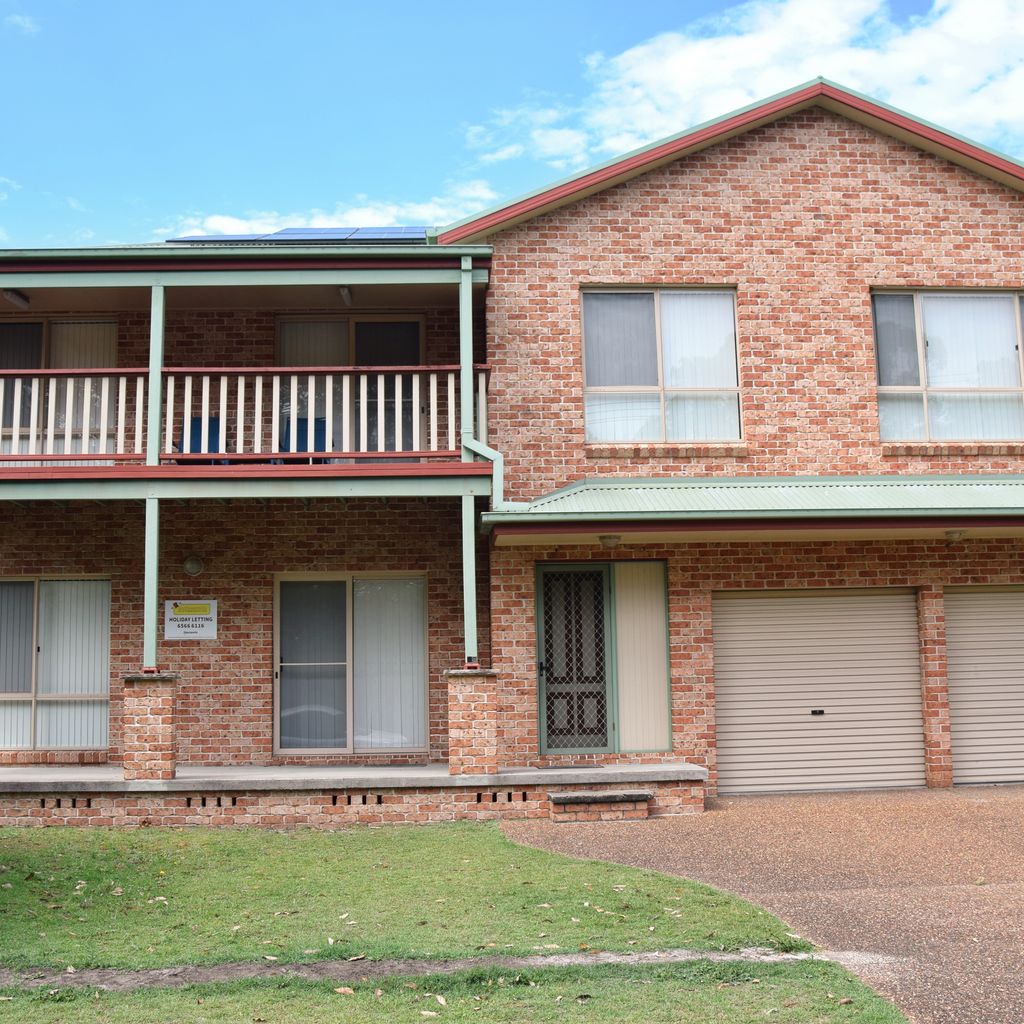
[585,443,748,459]
[881,442,1024,457]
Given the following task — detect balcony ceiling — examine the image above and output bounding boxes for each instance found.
[1,281,484,314]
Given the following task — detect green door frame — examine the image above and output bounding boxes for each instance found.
[536,562,618,755]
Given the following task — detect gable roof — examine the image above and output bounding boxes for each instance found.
[437,78,1024,245]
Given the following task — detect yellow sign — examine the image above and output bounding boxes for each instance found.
[170,602,212,617]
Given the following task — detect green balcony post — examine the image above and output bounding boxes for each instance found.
[146,285,165,467]
[143,497,160,669]
[461,494,478,668]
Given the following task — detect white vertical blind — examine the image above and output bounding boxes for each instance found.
[278,321,347,366]
[37,700,107,748]
[922,294,1019,387]
[0,702,31,748]
[878,393,927,440]
[0,581,34,693]
[666,393,740,441]
[353,578,427,749]
[584,394,661,442]
[928,393,1024,440]
[661,292,737,386]
[37,581,111,695]
[48,321,117,368]
[1,580,110,750]
[582,294,658,386]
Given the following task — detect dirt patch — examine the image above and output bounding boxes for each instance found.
[0,947,822,993]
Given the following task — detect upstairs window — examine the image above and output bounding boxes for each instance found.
[582,290,740,442]
[875,292,1024,441]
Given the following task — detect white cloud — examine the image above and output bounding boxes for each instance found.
[4,14,39,34]
[469,0,1024,170]
[0,176,22,202]
[160,180,500,238]
[66,196,86,212]
[479,144,525,165]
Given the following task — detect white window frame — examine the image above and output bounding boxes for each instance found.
[0,576,111,750]
[874,290,1024,442]
[581,288,742,443]
[272,571,429,756]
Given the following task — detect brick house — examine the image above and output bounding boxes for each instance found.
[1,78,1023,825]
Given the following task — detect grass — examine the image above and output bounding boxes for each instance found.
[0,962,907,1023]
[0,823,807,970]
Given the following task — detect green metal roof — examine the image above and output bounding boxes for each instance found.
[483,476,1024,526]
[0,243,493,261]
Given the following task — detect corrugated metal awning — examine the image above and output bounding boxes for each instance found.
[483,475,1024,526]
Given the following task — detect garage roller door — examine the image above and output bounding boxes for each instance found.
[946,590,1024,784]
[713,590,926,794]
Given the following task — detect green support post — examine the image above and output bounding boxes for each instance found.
[143,497,160,669]
[146,285,165,466]
[458,258,479,666]
[459,256,474,463]
[461,494,478,668]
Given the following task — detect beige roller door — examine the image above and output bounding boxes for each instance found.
[713,590,926,794]
[946,590,1024,784]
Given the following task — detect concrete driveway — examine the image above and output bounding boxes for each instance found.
[504,786,1024,1024]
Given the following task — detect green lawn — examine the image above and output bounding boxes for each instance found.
[0,962,906,1024]
[0,823,806,969]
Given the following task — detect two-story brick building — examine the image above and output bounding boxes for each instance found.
[1,79,1023,825]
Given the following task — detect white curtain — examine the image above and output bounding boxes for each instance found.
[922,295,1019,387]
[666,393,740,441]
[582,293,657,386]
[353,578,427,750]
[585,393,661,442]
[878,394,926,440]
[661,292,737,386]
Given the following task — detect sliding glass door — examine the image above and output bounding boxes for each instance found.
[275,574,427,753]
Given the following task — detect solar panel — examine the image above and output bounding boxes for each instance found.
[167,225,430,245]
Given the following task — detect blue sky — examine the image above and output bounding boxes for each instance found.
[1,0,1022,247]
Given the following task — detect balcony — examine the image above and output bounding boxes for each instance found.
[0,365,488,472]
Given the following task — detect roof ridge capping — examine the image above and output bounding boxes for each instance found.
[438,77,1024,244]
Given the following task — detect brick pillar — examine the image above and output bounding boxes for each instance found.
[446,668,500,775]
[917,586,953,788]
[122,673,179,781]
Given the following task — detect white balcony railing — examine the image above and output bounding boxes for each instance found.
[0,369,148,463]
[0,365,488,467]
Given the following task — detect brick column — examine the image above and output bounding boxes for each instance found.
[917,586,953,788]
[446,668,500,775]
[122,673,179,781]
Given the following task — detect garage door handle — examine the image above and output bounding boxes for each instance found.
[810,709,825,715]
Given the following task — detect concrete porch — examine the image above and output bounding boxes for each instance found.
[0,761,708,826]
[0,760,706,794]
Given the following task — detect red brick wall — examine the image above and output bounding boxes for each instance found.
[115,305,477,369]
[0,779,703,827]
[484,108,1024,501]
[0,498,488,767]
[490,537,1024,790]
